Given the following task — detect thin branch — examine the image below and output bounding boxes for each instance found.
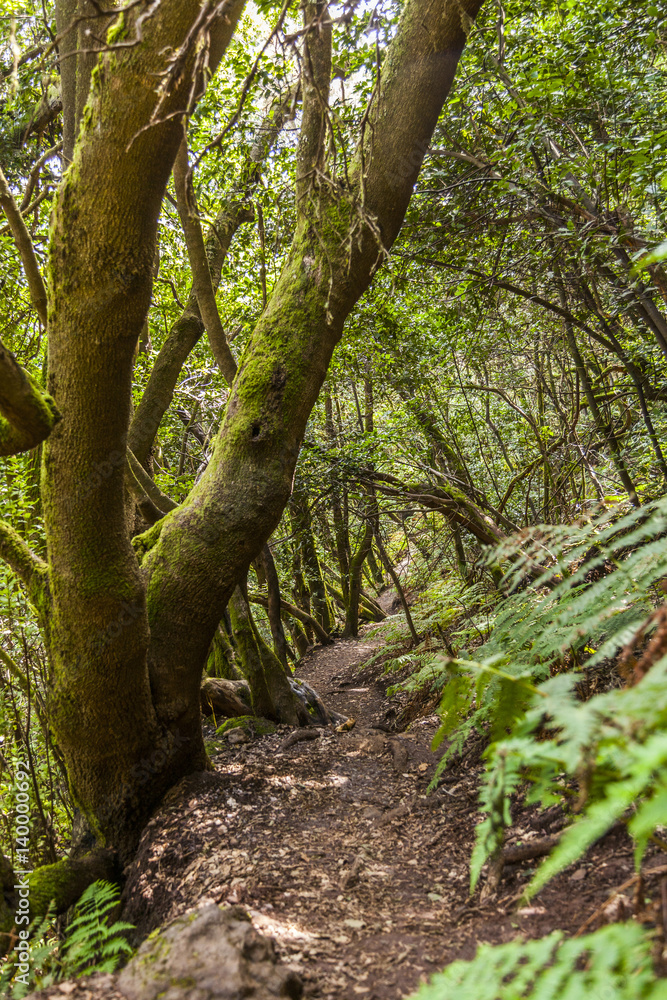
[0,645,29,694]
[126,448,178,525]
[173,137,237,384]
[192,0,294,168]
[248,592,333,645]
[0,166,48,324]
[0,518,47,597]
[21,141,62,210]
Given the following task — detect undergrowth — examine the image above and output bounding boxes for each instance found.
[0,881,134,998]
[384,500,667,994]
[409,923,667,999]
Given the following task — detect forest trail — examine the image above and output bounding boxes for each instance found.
[115,599,647,1000]
[124,619,487,1000]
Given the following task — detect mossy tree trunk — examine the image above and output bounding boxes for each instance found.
[289,486,334,634]
[41,0,247,858]
[229,588,305,725]
[0,0,484,868]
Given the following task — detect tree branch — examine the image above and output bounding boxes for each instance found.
[0,339,60,456]
[126,448,178,524]
[173,138,238,385]
[21,142,63,211]
[296,0,332,203]
[0,167,48,324]
[354,0,484,251]
[0,518,47,598]
[128,87,295,465]
[248,592,333,645]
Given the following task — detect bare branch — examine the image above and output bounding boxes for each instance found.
[173,137,238,385]
[0,166,48,324]
[21,141,63,210]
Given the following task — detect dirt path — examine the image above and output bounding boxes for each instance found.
[119,619,651,999]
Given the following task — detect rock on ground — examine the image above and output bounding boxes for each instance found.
[25,904,302,1000]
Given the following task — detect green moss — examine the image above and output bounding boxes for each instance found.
[215,715,276,737]
[204,737,225,754]
[107,11,127,44]
[133,517,167,560]
[168,978,196,990]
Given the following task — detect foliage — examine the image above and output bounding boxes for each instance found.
[412,500,667,894]
[0,881,134,998]
[408,924,667,1000]
[58,880,134,976]
[0,0,665,992]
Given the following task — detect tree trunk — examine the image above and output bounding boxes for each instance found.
[343,517,375,638]
[258,545,290,671]
[25,0,484,865]
[289,488,334,633]
[42,0,247,858]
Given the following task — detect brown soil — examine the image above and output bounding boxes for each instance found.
[26,607,667,998]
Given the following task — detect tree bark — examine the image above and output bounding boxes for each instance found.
[128,90,295,466]
[42,0,246,857]
[32,0,483,859]
[0,340,60,457]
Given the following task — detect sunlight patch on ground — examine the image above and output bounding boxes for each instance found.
[249,908,321,947]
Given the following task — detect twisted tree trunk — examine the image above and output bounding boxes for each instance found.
[0,0,485,876]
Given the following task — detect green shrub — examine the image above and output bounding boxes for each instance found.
[409,924,667,1000]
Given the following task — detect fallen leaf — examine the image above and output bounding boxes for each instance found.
[336,718,356,732]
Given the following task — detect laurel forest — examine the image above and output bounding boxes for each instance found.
[0,0,666,996]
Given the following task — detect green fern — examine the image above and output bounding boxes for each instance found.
[409,924,667,999]
[0,880,134,998]
[60,880,134,975]
[459,651,667,893]
[427,500,667,894]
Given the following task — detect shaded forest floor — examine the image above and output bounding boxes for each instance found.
[30,593,666,999]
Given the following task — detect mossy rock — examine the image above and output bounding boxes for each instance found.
[215,716,277,738]
[117,903,302,999]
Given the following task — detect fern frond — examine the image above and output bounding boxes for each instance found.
[59,880,135,978]
[409,923,664,1000]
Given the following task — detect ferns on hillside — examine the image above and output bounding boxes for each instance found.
[420,501,667,893]
[378,501,667,997]
[409,924,667,1000]
[0,880,134,998]
[381,500,667,893]
[468,654,667,892]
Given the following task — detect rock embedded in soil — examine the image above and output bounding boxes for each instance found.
[117,903,303,1000]
[201,678,252,718]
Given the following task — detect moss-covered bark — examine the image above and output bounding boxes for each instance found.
[343,520,374,638]
[41,0,246,857]
[289,488,334,633]
[23,0,484,863]
[206,626,240,681]
[0,339,59,456]
[228,588,303,723]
